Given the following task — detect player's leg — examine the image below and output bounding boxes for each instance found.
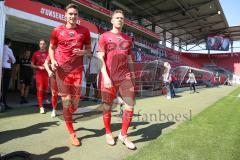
[62,95,80,146]
[43,75,50,103]
[24,85,30,103]
[50,77,58,117]
[65,69,83,146]
[20,82,25,104]
[118,79,136,149]
[101,85,117,145]
[55,64,82,146]
[23,77,31,103]
[36,74,45,113]
[68,68,83,113]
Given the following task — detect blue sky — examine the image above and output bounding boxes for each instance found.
[219,0,239,26]
[173,0,239,53]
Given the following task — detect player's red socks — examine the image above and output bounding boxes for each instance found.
[63,107,74,134]
[103,110,112,134]
[121,110,133,136]
[63,106,81,146]
[37,90,43,108]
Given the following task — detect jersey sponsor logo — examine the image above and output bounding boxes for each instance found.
[119,41,131,50]
[105,40,131,52]
[116,36,122,41]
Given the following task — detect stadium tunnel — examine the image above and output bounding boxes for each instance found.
[0,0,99,96]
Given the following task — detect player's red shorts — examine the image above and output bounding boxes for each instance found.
[55,67,83,97]
[36,72,49,92]
[101,78,135,106]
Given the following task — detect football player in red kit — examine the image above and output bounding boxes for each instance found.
[97,10,136,149]
[31,39,49,114]
[43,56,58,117]
[49,3,91,146]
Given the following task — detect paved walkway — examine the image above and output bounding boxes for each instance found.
[0,86,237,160]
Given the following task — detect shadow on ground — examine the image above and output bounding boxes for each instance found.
[130,121,175,143]
[75,121,175,144]
[1,147,69,160]
[0,121,60,144]
[30,146,69,160]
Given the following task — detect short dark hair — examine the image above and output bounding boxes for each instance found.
[65,3,78,12]
[111,10,124,19]
[4,38,12,45]
[39,39,46,43]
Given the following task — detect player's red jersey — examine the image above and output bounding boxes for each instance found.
[50,24,91,66]
[31,50,48,75]
[97,31,133,82]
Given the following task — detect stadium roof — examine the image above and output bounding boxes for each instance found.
[226,26,240,41]
[116,0,231,45]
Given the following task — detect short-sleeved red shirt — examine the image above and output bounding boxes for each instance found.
[50,24,91,66]
[97,31,133,82]
[31,50,48,75]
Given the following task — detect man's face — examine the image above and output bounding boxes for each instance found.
[65,8,78,25]
[39,40,46,50]
[111,13,124,29]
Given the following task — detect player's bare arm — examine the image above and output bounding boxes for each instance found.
[128,55,135,85]
[73,44,92,57]
[43,59,54,77]
[49,43,58,70]
[31,62,44,70]
[98,51,112,88]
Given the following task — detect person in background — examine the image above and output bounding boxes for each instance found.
[84,54,101,101]
[135,48,142,63]
[162,62,172,99]
[170,73,177,97]
[0,38,16,110]
[224,74,232,86]
[18,50,33,104]
[215,72,220,87]
[186,69,197,93]
[31,39,49,114]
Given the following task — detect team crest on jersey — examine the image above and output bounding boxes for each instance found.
[69,31,75,37]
